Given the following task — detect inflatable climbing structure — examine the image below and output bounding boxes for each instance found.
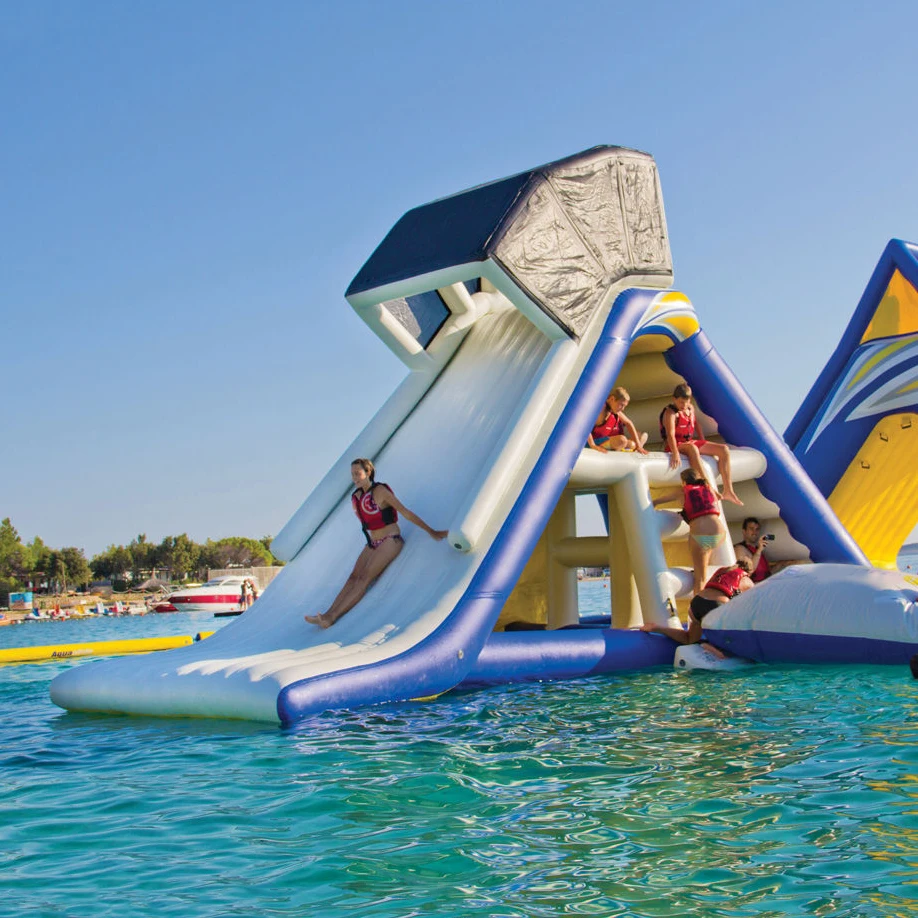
[50,147,918,726]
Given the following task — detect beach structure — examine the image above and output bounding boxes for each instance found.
[51,147,918,725]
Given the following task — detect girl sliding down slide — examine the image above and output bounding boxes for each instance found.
[305,459,448,629]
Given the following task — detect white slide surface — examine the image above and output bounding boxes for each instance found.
[51,306,585,722]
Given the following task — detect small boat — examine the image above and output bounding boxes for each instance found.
[151,602,178,613]
[164,576,252,614]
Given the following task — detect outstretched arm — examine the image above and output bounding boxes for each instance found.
[640,618,702,644]
[662,410,680,469]
[735,540,764,570]
[586,433,605,453]
[651,489,682,508]
[621,413,648,454]
[376,487,448,540]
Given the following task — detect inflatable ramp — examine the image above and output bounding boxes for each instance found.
[787,239,918,568]
[51,147,868,726]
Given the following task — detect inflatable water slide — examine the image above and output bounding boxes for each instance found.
[50,147,918,726]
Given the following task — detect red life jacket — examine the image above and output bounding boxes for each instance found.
[659,403,696,443]
[592,410,624,440]
[352,483,398,536]
[706,566,747,598]
[740,543,771,582]
[682,483,719,521]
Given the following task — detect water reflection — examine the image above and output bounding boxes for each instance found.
[2,599,918,916]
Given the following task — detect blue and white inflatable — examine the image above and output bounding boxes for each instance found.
[704,564,918,663]
[50,146,918,726]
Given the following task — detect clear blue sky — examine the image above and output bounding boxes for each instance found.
[3,1,918,557]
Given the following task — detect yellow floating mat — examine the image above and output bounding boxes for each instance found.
[0,634,208,664]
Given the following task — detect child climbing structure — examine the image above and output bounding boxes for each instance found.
[50,146,916,726]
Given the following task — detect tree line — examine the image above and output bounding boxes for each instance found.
[0,517,284,603]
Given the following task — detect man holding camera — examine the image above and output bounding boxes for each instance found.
[734,517,774,583]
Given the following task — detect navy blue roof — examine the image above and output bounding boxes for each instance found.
[346,145,643,298]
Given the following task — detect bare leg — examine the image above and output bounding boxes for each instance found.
[306,545,375,625]
[305,537,404,628]
[700,442,742,505]
[688,536,712,596]
[677,442,705,479]
[601,434,629,451]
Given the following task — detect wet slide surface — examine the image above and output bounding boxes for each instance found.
[51,308,558,722]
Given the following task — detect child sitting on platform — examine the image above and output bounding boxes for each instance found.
[586,387,649,454]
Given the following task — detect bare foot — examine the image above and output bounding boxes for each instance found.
[638,431,649,449]
[638,623,658,632]
[304,613,330,629]
[722,490,744,506]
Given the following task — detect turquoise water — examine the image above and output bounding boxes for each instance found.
[3,587,918,917]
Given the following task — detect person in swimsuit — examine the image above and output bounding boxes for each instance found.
[586,386,649,454]
[640,558,755,646]
[659,383,743,506]
[653,468,727,595]
[305,458,448,629]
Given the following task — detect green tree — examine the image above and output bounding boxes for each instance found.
[61,547,91,590]
[203,536,272,570]
[259,535,285,567]
[90,544,132,580]
[27,536,51,581]
[48,547,91,592]
[128,534,155,580]
[157,534,199,580]
[0,518,26,582]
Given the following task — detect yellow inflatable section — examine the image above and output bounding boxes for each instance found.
[827,412,918,568]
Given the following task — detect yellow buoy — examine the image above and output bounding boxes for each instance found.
[0,635,197,664]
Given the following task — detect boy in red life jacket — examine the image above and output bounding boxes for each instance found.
[653,468,727,595]
[586,387,649,454]
[659,383,743,506]
[640,558,755,647]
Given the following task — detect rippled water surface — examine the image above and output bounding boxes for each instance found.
[2,589,918,917]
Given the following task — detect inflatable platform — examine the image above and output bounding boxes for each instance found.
[50,146,918,726]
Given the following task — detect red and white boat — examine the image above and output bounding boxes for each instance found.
[164,575,251,614]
